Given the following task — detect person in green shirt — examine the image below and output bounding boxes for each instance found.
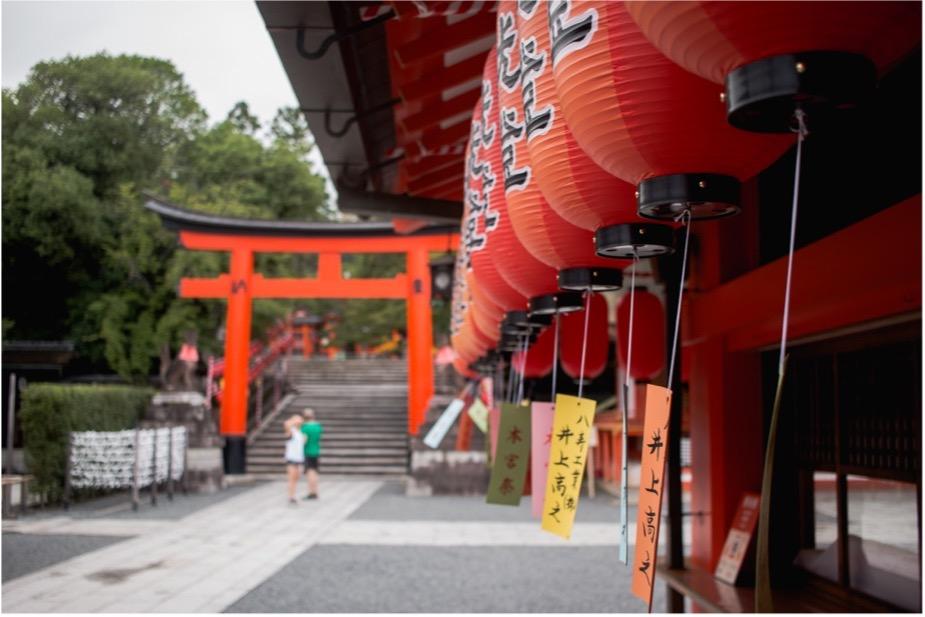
[300,408,324,499]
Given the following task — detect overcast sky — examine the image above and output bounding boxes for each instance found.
[2,0,335,207]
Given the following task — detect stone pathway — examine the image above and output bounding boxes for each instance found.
[3,479,689,613]
[2,480,381,613]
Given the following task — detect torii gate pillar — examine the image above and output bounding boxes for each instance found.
[406,247,434,434]
[222,249,253,472]
[147,194,458,475]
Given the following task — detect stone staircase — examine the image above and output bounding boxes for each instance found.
[247,357,409,476]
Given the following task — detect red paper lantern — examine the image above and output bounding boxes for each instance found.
[616,289,666,382]
[466,50,531,315]
[496,0,627,292]
[626,1,921,132]
[479,28,579,318]
[512,323,556,378]
[462,117,504,343]
[516,1,675,260]
[453,355,479,379]
[560,293,609,382]
[549,1,791,220]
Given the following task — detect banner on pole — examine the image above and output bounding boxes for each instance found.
[423,398,466,449]
[530,402,555,519]
[486,403,532,506]
[631,384,673,607]
[541,394,597,539]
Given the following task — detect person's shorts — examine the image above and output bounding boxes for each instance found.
[303,456,320,472]
[285,458,304,466]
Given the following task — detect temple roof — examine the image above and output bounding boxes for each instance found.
[143,194,458,238]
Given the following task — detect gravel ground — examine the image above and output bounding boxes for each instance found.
[349,480,628,523]
[226,545,667,613]
[2,533,126,583]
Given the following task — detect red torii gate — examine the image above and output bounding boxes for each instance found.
[146,196,459,473]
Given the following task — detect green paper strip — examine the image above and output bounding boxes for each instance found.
[486,403,532,506]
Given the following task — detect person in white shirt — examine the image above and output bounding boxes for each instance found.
[283,414,306,505]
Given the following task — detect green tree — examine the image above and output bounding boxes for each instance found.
[2,53,331,380]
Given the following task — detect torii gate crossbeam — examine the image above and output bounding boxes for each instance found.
[146,197,459,473]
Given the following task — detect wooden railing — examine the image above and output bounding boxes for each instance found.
[204,329,297,431]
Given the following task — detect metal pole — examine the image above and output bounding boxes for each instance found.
[6,372,16,473]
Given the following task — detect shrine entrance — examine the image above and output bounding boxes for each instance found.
[146,196,459,473]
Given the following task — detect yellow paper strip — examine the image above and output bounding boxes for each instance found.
[540,393,596,539]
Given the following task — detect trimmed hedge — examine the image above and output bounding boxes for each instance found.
[20,383,153,501]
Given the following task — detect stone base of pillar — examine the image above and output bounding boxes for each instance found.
[147,391,224,493]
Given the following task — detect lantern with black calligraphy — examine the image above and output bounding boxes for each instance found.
[625,1,921,133]
[467,49,538,331]
[515,0,674,260]
[512,322,556,378]
[616,289,666,382]
[497,0,628,298]
[549,1,792,221]
[560,293,609,383]
[482,27,583,320]
[462,119,504,345]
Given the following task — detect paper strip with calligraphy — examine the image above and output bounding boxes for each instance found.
[488,405,502,462]
[467,397,489,433]
[422,398,465,449]
[530,402,555,518]
[486,403,532,506]
[541,394,597,539]
[631,384,673,607]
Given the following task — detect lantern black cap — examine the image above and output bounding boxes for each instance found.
[528,292,584,316]
[725,51,876,134]
[595,223,675,259]
[558,267,623,292]
[638,173,740,220]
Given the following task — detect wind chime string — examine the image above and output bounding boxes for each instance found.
[576,287,593,400]
[550,312,560,401]
[517,328,530,403]
[779,108,808,375]
[505,353,516,403]
[666,209,693,389]
[619,251,639,565]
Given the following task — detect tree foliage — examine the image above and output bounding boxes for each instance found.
[2,54,334,380]
[4,53,451,380]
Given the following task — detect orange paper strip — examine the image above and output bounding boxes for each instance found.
[631,384,673,608]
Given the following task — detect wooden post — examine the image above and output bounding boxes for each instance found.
[150,428,158,506]
[6,372,16,474]
[255,377,264,428]
[660,245,685,613]
[63,433,73,511]
[166,428,174,501]
[131,429,141,511]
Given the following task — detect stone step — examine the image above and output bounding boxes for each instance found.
[248,455,407,466]
[247,446,408,461]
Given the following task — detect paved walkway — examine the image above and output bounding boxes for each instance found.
[3,480,679,612]
[3,480,381,612]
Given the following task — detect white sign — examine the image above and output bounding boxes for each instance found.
[423,399,465,449]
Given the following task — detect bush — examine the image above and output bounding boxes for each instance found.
[19,383,153,501]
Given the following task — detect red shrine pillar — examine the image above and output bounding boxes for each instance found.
[405,247,434,435]
[222,248,254,473]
